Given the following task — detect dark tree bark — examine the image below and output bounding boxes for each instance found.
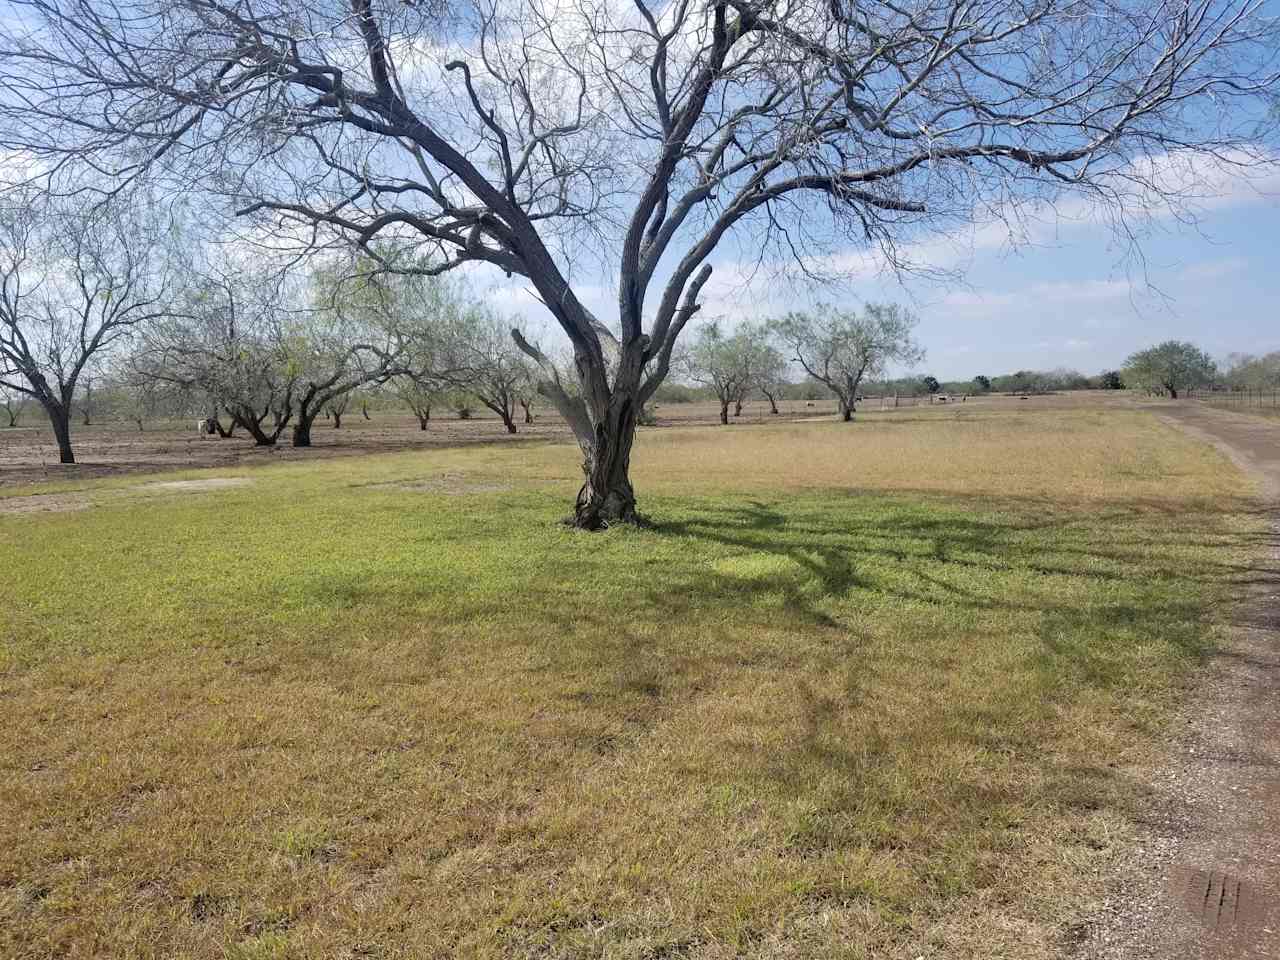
[361,401,371,420]
[292,412,316,447]
[331,411,342,429]
[733,397,743,417]
[718,400,729,425]
[574,399,638,529]
[520,398,534,423]
[46,401,74,463]
[230,403,287,446]
[210,415,234,438]
[475,392,519,434]
[762,389,780,414]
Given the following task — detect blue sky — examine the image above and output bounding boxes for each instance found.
[489,159,1280,382]
[886,194,1280,380]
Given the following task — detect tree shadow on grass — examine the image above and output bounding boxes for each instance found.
[648,488,1276,620]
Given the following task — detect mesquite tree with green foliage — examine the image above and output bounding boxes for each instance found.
[1123,340,1217,398]
[683,321,770,425]
[775,305,924,420]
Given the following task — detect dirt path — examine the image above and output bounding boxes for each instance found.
[1076,403,1280,958]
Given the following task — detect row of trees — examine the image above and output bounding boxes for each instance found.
[1222,352,1280,391]
[1121,343,1280,398]
[1,189,554,463]
[683,304,924,423]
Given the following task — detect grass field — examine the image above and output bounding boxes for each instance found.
[0,402,1263,958]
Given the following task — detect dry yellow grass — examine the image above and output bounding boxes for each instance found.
[0,400,1261,959]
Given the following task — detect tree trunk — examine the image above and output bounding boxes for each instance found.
[234,409,277,446]
[331,411,342,429]
[47,404,74,463]
[841,401,854,422]
[416,411,429,430]
[292,412,317,447]
[1169,386,1179,399]
[733,398,743,417]
[521,400,534,424]
[574,401,639,529]
[501,411,518,434]
[719,401,729,425]
[361,401,371,420]
[763,390,779,414]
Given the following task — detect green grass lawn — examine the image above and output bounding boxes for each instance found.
[0,406,1263,958]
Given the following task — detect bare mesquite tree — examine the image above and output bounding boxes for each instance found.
[2,0,1277,522]
[776,304,924,420]
[291,262,436,446]
[142,257,423,445]
[324,392,351,428]
[139,263,299,443]
[441,309,534,433]
[0,188,175,463]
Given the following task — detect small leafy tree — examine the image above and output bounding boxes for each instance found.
[1099,370,1126,390]
[922,375,941,394]
[775,305,924,421]
[756,340,791,415]
[972,375,991,392]
[394,375,440,430]
[325,392,350,429]
[1,382,25,426]
[684,322,763,425]
[1123,341,1216,399]
[441,309,532,434]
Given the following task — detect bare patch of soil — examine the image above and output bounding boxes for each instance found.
[0,415,576,489]
[0,493,93,515]
[0,476,254,515]
[144,478,253,492]
[369,475,512,495]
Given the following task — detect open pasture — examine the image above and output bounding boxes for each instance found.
[0,391,1118,492]
[0,401,1262,959]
